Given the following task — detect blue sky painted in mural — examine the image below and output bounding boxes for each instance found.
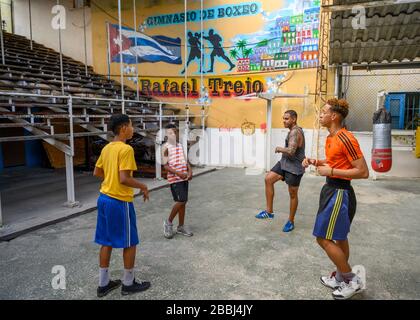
[180,0,320,74]
[231,0,316,45]
[230,0,320,72]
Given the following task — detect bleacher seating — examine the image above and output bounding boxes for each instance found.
[0,31,198,175]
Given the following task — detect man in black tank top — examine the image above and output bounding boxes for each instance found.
[255,110,306,233]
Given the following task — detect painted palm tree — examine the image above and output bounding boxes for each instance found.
[243,48,253,58]
[236,39,248,58]
[229,48,238,60]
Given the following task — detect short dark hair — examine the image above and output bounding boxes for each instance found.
[165,123,178,130]
[327,98,349,119]
[110,114,130,135]
[285,110,298,119]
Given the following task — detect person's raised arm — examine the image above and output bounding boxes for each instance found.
[317,157,369,179]
[302,158,327,168]
[276,128,299,157]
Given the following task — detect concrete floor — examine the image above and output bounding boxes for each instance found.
[0,168,419,300]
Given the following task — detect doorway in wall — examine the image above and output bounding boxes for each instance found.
[385,92,420,130]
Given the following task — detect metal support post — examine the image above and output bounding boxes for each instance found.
[118,0,125,112]
[184,106,190,162]
[133,0,140,100]
[199,106,206,166]
[64,97,79,208]
[106,22,111,80]
[0,192,3,228]
[83,3,88,76]
[266,99,273,172]
[57,0,65,95]
[0,4,5,65]
[29,0,33,50]
[155,102,163,180]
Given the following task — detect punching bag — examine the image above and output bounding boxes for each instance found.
[372,108,392,172]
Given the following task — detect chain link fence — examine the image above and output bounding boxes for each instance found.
[340,67,420,132]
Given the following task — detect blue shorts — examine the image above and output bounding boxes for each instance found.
[94,193,139,248]
[313,179,357,241]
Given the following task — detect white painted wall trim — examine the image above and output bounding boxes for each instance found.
[200,128,420,178]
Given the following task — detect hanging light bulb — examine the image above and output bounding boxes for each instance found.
[197,85,211,105]
[276,74,285,82]
[139,21,148,33]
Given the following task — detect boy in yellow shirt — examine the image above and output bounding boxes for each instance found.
[93,114,150,297]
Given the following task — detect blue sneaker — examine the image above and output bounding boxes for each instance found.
[282,220,295,232]
[255,210,275,219]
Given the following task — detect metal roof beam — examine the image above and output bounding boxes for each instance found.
[322,0,420,12]
[351,61,420,69]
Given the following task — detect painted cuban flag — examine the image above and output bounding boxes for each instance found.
[108,23,182,65]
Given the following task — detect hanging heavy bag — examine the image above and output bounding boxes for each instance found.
[372,108,392,172]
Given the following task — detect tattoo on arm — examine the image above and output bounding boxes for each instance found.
[283,128,299,157]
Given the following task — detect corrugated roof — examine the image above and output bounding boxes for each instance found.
[329,1,420,64]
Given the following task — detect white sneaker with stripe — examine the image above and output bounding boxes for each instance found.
[332,275,364,300]
[320,271,342,289]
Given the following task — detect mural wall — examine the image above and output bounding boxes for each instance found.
[91,0,329,129]
[230,1,320,73]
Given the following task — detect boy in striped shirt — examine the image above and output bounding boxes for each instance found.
[162,124,193,239]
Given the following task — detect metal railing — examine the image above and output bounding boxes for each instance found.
[0,91,208,226]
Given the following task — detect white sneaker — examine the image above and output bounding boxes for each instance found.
[332,276,364,300]
[163,220,174,239]
[176,225,193,237]
[352,265,367,290]
[320,271,342,289]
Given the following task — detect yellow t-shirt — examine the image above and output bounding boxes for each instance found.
[95,141,138,202]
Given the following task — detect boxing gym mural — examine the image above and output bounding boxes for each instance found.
[104,0,320,99]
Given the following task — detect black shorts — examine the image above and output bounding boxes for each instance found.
[170,181,189,203]
[271,162,303,187]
